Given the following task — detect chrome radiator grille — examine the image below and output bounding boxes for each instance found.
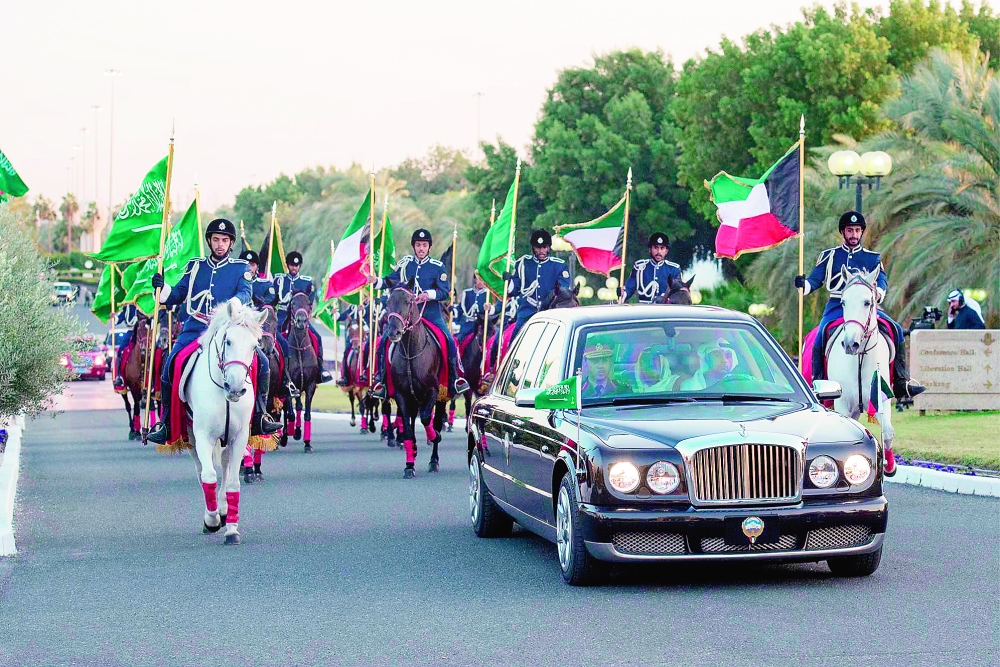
[612,532,687,555]
[804,525,873,551]
[689,444,800,504]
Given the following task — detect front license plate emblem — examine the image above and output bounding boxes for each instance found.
[724,516,780,545]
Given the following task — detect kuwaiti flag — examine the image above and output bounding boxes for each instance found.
[708,142,801,259]
[554,195,626,277]
[324,189,372,300]
[866,370,893,423]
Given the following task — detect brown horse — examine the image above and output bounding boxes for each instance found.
[120,317,151,441]
[382,287,447,478]
[285,292,319,453]
[653,275,695,305]
[541,282,582,310]
[244,305,286,482]
[455,308,496,431]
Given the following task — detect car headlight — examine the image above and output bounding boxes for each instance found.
[608,462,640,493]
[808,455,839,488]
[646,461,680,494]
[843,454,871,485]
[93,355,105,366]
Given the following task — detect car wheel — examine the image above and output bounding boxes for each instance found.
[556,473,607,586]
[470,454,512,538]
[827,545,882,577]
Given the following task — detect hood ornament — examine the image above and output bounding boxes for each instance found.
[738,423,747,439]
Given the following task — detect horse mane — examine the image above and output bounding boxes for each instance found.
[199,298,263,347]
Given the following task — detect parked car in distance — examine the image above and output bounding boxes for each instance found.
[51,282,78,305]
[467,305,887,585]
[61,336,108,381]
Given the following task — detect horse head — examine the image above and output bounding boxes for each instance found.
[840,267,880,356]
[156,321,171,350]
[384,287,420,344]
[259,305,279,355]
[135,317,150,358]
[656,275,695,305]
[203,298,266,402]
[542,283,581,310]
[290,292,312,330]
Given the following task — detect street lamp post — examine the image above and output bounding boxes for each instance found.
[80,128,88,205]
[104,69,122,221]
[91,106,101,209]
[827,150,893,212]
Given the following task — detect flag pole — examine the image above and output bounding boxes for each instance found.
[195,183,204,256]
[797,115,805,374]
[109,263,117,380]
[367,169,376,384]
[142,130,175,439]
[370,193,388,378]
[496,159,521,366]
[449,221,458,329]
[480,199,496,377]
[617,168,633,303]
[268,201,277,279]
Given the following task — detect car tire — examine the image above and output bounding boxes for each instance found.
[827,545,882,577]
[470,454,512,538]
[556,473,608,586]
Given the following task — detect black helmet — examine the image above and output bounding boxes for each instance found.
[838,210,866,233]
[530,229,552,248]
[648,232,669,247]
[411,229,433,246]
[205,218,237,243]
[286,251,303,267]
[239,250,259,265]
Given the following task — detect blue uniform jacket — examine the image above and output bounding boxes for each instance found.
[506,255,571,319]
[804,245,888,317]
[274,272,315,325]
[160,255,253,337]
[622,258,682,303]
[115,304,140,328]
[457,287,488,339]
[376,255,450,328]
[251,277,277,309]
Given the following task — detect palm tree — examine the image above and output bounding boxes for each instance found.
[59,193,79,254]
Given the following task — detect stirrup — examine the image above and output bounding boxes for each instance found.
[113,377,125,389]
[285,381,300,398]
[335,376,349,387]
[255,415,282,436]
[454,378,470,395]
[372,382,387,400]
[320,369,333,383]
[147,422,169,445]
[903,379,925,398]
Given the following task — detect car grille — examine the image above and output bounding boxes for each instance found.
[612,532,687,555]
[700,534,797,553]
[804,524,873,551]
[689,444,800,504]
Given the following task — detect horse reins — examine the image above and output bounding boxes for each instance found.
[841,278,880,408]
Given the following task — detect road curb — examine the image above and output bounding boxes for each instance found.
[0,415,25,557]
[885,464,1000,497]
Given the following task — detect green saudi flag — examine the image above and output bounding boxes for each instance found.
[91,263,128,324]
[123,198,203,315]
[91,156,168,262]
[476,176,518,297]
[0,148,29,202]
[314,299,339,335]
[341,212,396,306]
[534,375,580,410]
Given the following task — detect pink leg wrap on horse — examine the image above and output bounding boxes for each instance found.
[304,420,312,441]
[202,482,218,512]
[448,409,455,425]
[243,454,253,468]
[285,421,295,436]
[296,409,302,426]
[404,440,416,464]
[424,423,437,442]
[395,416,403,431]
[360,416,368,430]
[226,491,240,524]
[132,415,140,431]
[382,414,389,430]
[253,449,263,465]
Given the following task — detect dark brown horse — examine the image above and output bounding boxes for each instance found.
[382,287,447,478]
[120,316,151,440]
[653,275,695,305]
[285,292,319,453]
[455,308,496,431]
[242,305,286,482]
[541,282,582,310]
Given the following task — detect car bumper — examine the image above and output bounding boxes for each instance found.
[579,495,888,563]
[72,365,106,379]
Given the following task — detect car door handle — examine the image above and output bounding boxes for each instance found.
[540,445,551,455]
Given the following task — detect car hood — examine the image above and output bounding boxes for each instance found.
[579,402,868,448]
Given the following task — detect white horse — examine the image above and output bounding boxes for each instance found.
[186,298,267,545]
[826,268,896,474]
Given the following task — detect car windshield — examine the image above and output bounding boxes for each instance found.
[54,284,73,292]
[570,320,807,405]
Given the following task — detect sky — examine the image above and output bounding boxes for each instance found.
[2,0,895,212]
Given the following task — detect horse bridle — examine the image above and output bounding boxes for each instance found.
[211,325,254,390]
[842,278,878,351]
[386,287,427,335]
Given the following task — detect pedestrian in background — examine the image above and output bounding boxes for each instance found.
[946,289,985,330]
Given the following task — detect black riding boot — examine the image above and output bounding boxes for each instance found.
[811,332,826,382]
[372,337,388,400]
[252,351,282,437]
[891,336,925,398]
[146,375,173,445]
[336,345,351,386]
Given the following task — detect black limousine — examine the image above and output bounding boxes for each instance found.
[467,305,888,585]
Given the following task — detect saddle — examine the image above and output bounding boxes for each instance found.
[801,317,896,386]
[386,318,450,399]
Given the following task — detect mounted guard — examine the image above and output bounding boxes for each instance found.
[795,210,924,399]
[457,274,489,345]
[275,251,332,384]
[146,218,282,446]
[371,228,469,400]
[620,232,682,303]
[112,304,141,392]
[504,229,571,340]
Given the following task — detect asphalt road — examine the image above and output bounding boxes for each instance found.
[1,405,997,667]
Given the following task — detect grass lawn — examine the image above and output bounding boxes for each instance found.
[312,385,998,470]
[867,409,999,470]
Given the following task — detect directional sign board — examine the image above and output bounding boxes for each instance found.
[910,330,1000,411]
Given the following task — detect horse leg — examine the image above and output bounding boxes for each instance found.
[447,397,455,432]
[303,385,313,453]
[294,395,303,441]
[349,390,356,428]
[428,401,444,473]
[359,389,368,434]
[464,391,473,433]
[221,437,243,545]
[400,396,417,479]
[253,448,264,481]
[122,393,135,439]
[242,440,255,485]
[194,433,222,533]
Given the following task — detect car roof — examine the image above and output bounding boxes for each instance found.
[54,282,73,287]
[531,304,758,327]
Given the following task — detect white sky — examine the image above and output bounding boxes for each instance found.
[2,0,894,211]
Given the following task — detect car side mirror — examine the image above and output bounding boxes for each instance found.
[515,387,543,408]
[812,379,842,400]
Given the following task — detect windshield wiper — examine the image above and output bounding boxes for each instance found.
[696,394,799,403]
[582,396,698,408]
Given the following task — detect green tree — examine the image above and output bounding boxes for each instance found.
[878,0,980,71]
[960,0,1000,69]
[59,193,78,253]
[233,173,304,235]
[391,145,471,197]
[0,206,81,418]
[465,139,542,258]
[529,49,697,267]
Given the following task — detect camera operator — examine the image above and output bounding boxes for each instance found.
[947,289,985,330]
